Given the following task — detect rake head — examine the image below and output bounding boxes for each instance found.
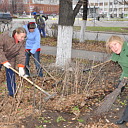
[44,93,57,102]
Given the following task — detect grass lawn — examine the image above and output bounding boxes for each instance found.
[74,26,128,33]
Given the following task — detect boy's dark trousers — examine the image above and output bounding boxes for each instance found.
[25,51,43,77]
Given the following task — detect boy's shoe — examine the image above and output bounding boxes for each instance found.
[23,74,29,78]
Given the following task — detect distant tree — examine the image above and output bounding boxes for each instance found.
[17,1,24,15]
[9,0,24,15]
[79,0,88,42]
[117,0,128,5]
[11,0,17,14]
[0,0,9,12]
[33,6,40,13]
[56,0,86,67]
[124,0,128,4]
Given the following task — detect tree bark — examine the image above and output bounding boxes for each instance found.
[79,20,87,42]
[56,0,84,67]
[79,0,88,42]
[56,25,73,67]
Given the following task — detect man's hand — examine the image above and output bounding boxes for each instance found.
[3,62,11,68]
[19,67,25,77]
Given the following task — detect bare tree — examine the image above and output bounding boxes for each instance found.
[33,6,40,13]
[9,0,24,15]
[117,0,128,5]
[124,0,128,4]
[17,1,25,15]
[11,0,17,14]
[0,0,9,12]
[79,0,88,42]
[56,0,86,67]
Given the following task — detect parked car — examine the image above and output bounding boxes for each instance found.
[0,12,12,23]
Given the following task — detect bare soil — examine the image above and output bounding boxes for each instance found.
[0,38,128,128]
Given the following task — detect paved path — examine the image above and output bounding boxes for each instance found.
[41,45,110,62]
[2,19,128,42]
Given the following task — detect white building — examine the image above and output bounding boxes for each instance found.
[73,0,128,18]
[89,0,128,18]
[31,0,59,5]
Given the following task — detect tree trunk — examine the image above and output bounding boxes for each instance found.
[79,20,87,42]
[56,0,83,67]
[56,25,73,67]
[79,0,88,42]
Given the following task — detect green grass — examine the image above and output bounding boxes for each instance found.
[101,17,128,21]
[87,26,128,33]
[74,26,128,33]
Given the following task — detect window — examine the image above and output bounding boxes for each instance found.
[110,2,113,5]
[114,8,117,11]
[104,2,108,6]
[99,3,103,6]
[110,8,113,11]
[95,3,98,6]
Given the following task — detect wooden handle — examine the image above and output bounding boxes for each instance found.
[91,60,111,69]
[9,67,51,95]
[83,60,111,72]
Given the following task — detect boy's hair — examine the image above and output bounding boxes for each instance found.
[106,35,124,53]
[27,22,36,29]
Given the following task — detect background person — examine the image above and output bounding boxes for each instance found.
[23,22,43,77]
[34,13,48,37]
[0,27,26,97]
[106,35,128,125]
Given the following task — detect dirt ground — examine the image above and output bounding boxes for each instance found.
[41,37,106,53]
[0,38,128,128]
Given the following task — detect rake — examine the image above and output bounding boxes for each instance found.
[95,78,128,114]
[83,60,111,72]
[10,67,56,101]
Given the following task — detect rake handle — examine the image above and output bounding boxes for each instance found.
[91,60,111,69]
[26,50,57,81]
[9,67,51,96]
[83,60,111,72]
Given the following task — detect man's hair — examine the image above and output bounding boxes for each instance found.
[27,22,36,29]
[106,35,124,53]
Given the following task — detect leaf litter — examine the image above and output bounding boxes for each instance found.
[0,38,128,128]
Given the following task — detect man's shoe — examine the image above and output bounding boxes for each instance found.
[115,119,125,125]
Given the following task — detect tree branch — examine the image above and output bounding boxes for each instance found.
[73,0,84,18]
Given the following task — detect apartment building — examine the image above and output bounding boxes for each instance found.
[0,0,127,18]
[0,0,59,15]
[73,0,128,18]
[88,0,128,18]
[24,0,59,15]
